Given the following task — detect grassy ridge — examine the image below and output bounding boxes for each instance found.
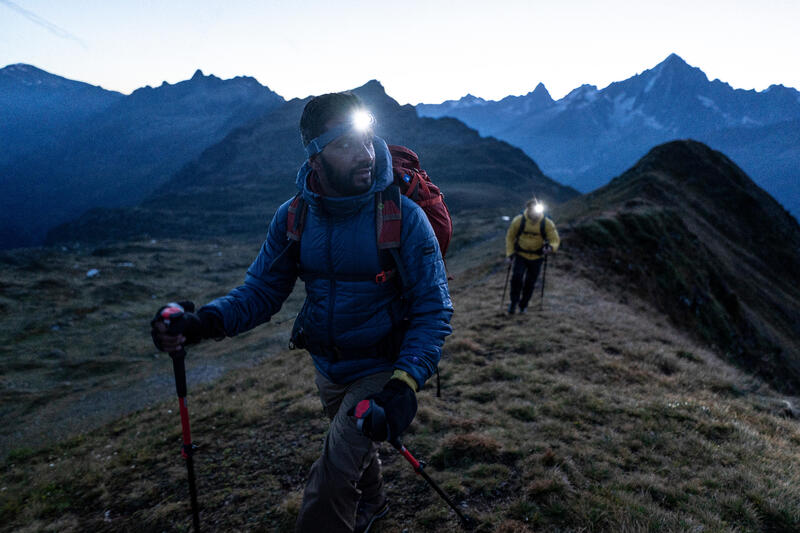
[2,226,799,532]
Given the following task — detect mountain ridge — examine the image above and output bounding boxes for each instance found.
[558,139,800,392]
[417,54,800,218]
[46,80,578,246]
[0,65,285,249]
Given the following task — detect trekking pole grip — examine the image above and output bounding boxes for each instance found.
[170,349,188,398]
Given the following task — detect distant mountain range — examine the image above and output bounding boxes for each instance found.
[46,80,578,246]
[0,64,284,249]
[417,54,800,219]
[4,56,799,250]
[558,139,800,392]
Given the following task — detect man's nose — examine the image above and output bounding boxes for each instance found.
[355,142,374,164]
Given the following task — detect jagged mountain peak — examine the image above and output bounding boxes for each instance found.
[662,52,688,67]
[640,53,709,92]
[354,79,386,95]
[348,79,399,108]
[563,84,600,105]
[462,93,488,104]
[130,70,280,101]
[532,83,553,102]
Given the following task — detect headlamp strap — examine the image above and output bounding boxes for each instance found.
[304,123,350,158]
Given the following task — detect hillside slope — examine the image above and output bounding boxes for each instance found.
[1,227,799,532]
[557,140,800,393]
[3,140,799,532]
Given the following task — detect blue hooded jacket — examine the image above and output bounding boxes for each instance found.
[200,138,453,387]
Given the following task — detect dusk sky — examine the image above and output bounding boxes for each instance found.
[1,0,798,104]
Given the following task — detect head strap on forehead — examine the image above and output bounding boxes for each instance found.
[304,123,351,158]
[304,109,375,158]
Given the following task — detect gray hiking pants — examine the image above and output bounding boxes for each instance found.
[295,370,392,533]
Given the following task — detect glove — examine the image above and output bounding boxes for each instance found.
[349,378,417,443]
[150,301,219,352]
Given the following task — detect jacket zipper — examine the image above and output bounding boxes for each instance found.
[326,218,336,349]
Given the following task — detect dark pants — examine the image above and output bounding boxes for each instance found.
[510,255,543,310]
[296,370,392,532]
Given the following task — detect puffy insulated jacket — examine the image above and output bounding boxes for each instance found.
[200,138,453,388]
[505,212,560,261]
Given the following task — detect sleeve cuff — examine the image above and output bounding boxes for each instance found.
[198,308,226,340]
[392,369,419,393]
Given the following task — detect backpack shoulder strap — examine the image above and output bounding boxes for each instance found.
[513,212,526,250]
[376,185,409,287]
[286,192,307,243]
[377,185,402,249]
[540,216,549,244]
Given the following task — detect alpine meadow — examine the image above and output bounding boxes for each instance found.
[1,55,799,533]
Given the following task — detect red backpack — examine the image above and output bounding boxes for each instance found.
[287,144,452,287]
[387,145,452,258]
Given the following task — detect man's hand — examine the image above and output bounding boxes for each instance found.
[542,243,553,256]
[150,301,203,353]
[505,255,514,265]
[350,379,417,443]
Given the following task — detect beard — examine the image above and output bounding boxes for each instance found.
[320,157,375,196]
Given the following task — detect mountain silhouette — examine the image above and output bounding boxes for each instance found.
[559,139,800,392]
[417,54,800,218]
[0,64,123,167]
[46,80,579,245]
[0,66,284,249]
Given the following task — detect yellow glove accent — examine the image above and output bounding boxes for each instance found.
[392,369,419,393]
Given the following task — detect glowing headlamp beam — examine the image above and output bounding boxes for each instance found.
[352,110,374,132]
[304,108,375,158]
[534,203,545,214]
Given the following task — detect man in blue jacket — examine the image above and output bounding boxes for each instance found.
[151,92,453,532]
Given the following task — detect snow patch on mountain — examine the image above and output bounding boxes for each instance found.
[645,69,661,93]
[697,95,719,111]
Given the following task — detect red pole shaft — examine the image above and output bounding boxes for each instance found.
[178,398,193,456]
[398,445,421,471]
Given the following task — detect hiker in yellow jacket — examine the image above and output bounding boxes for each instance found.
[505,198,560,314]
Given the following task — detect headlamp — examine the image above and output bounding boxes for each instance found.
[351,109,375,132]
[534,203,545,215]
[304,108,375,158]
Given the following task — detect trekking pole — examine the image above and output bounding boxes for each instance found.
[160,304,201,533]
[540,252,548,310]
[500,258,512,312]
[390,438,477,530]
[352,400,477,529]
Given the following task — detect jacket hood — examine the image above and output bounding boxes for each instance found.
[295,137,393,218]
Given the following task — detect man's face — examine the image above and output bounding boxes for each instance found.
[315,119,375,197]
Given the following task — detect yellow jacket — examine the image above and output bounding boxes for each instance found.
[505,212,560,260]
